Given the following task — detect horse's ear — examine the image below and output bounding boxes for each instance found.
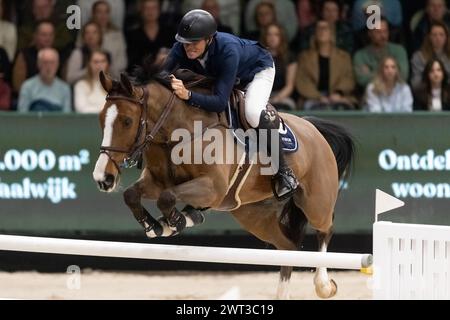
[120,73,133,97]
[99,71,113,92]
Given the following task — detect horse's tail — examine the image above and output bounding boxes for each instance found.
[303,116,355,183]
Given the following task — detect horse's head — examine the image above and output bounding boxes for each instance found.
[93,71,149,192]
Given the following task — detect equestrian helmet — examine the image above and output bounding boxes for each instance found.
[175,9,217,43]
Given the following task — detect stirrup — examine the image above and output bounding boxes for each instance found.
[271,168,299,201]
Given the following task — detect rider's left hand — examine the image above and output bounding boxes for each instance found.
[170,75,190,100]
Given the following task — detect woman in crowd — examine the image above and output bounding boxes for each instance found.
[89,0,127,78]
[411,21,450,89]
[364,56,413,112]
[293,0,353,53]
[65,22,105,84]
[244,1,277,41]
[0,47,11,111]
[74,49,110,113]
[0,0,17,62]
[260,23,297,110]
[295,20,356,110]
[414,58,450,111]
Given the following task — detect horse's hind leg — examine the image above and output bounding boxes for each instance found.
[295,194,338,299]
[278,267,293,300]
[292,166,338,298]
[313,229,338,299]
[275,199,309,299]
[231,200,301,300]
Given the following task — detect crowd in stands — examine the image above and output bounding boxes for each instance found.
[0,0,450,113]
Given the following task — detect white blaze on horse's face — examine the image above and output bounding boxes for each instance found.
[93,104,119,192]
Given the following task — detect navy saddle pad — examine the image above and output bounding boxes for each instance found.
[227,105,298,153]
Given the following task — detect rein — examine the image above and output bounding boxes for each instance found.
[99,78,214,172]
[100,85,177,172]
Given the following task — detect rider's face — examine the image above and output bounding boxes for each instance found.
[183,39,208,60]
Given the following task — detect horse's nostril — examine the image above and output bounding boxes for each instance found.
[104,174,115,187]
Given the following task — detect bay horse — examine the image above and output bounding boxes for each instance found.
[92,68,354,299]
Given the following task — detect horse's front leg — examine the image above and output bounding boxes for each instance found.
[157,176,224,233]
[123,169,172,238]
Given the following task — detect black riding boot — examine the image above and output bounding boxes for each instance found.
[258,109,299,201]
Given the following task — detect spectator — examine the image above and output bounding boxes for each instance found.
[90,0,127,78]
[17,0,75,57]
[65,22,105,85]
[159,0,183,27]
[414,58,450,111]
[202,0,233,34]
[126,0,176,73]
[353,18,409,89]
[292,0,353,53]
[364,56,413,112]
[296,20,356,110]
[244,1,277,41]
[0,0,17,62]
[411,0,450,51]
[74,50,110,113]
[411,21,450,89]
[18,48,71,113]
[352,0,405,49]
[260,24,297,110]
[78,0,125,31]
[245,0,298,41]
[0,43,11,83]
[182,0,240,35]
[12,20,55,93]
[0,47,11,111]
[295,0,317,31]
[351,0,403,31]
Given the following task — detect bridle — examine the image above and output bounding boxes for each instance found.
[100,86,176,173]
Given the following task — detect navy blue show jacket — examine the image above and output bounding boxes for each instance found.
[163,32,274,112]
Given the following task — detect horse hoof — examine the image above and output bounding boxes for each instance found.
[182,208,205,227]
[168,210,187,233]
[157,217,179,237]
[315,279,337,299]
[144,222,163,238]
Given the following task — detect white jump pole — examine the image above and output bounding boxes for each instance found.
[0,234,372,270]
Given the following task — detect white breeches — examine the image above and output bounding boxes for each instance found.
[244,66,276,128]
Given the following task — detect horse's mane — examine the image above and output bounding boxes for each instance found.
[131,57,171,88]
[131,57,214,90]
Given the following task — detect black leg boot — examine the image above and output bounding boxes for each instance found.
[258,110,299,201]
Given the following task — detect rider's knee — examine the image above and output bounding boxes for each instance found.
[245,108,261,128]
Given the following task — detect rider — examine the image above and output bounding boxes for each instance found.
[163,9,298,200]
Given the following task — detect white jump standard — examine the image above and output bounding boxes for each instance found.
[0,234,372,270]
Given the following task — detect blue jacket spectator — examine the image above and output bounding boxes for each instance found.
[18,48,71,113]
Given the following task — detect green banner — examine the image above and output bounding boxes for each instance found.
[0,112,449,235]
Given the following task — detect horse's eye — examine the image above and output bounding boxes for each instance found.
[123,117,133,128]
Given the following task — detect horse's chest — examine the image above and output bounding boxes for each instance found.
[150,163,191,186]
